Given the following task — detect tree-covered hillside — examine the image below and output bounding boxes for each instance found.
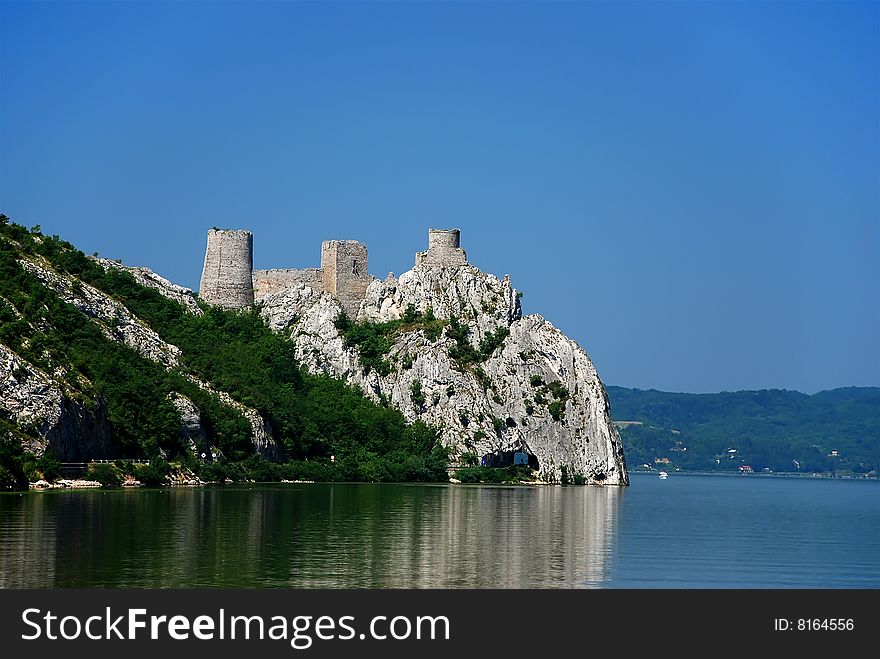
[0,217,448,488]
[607,385,879,475]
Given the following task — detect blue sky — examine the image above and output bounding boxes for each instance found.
[1,1,877,394]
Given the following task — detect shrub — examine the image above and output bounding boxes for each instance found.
[547,381,569,400]
[478,326,509,359]
[336,306,446,375]
[549,400,566,421]
[473,366,490,390]
[136,457,171,487]
[242,454,280,482]
[410,380,426,410]
[88,463,122,486]
[0,464,17,490]
[37,452,61,482]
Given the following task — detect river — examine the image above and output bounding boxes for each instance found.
[0,474,877,588]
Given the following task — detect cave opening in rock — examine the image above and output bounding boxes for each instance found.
[480,450,539,470]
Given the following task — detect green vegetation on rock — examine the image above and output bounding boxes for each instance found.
[446,316,509,370]
[335,305,446,375]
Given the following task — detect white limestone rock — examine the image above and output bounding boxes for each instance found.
[0,344,115,460]
[264,262,628,485]
[258,285,322,332]
[19,256,181,369]
[0,343,62,453]
[169,393,210,456]
[96,258,203,315]
[359,264,520,341]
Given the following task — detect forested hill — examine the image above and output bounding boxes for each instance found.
[607,386,879,475]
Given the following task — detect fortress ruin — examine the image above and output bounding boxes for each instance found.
[415,228,467,267]
[199,227,469,315]
[199,229,255,309]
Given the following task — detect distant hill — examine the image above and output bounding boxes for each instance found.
[606,386,879,475]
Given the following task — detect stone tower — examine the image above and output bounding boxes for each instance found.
[199,229,255,309]
[415,228,468,267]
[321,240,371,317]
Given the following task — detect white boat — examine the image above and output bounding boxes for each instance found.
[658,471,668,480]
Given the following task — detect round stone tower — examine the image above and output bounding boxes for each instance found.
[416,227,468,267]
[428,228,461,251]
[199,229,254,309]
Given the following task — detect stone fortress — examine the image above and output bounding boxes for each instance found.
[198,225,628,486]
[200,227,469,316]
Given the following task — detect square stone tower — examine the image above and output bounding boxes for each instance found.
[321,240,371,317]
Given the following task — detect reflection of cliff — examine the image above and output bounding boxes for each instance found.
[289,484,621,588]
[420,484,619,588]
[0,484,619,588]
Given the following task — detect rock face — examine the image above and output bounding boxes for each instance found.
[0,343,115,460]
[99,258,203,316]
[169,394,210,456]
[19,256,182,369]
[261,258,628,485]
[1,251,281,462]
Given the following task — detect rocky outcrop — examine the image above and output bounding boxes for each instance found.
[258,284,322,332]
[98,258,203,316]
[0,344,114,460]
[262,262,628,485]
[179,375,283,461]
[19,255,181,369]
[1,344,62,447]
[169,393,210,456]
[360,265,520,338]
[43,397,115,462]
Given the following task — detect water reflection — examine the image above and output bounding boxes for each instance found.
[0,484,621,588]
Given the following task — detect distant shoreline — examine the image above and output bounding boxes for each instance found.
[630,469,878,481]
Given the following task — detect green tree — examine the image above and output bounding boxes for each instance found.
[37,452,61,482]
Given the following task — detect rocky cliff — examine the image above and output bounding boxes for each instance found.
[261,262,628,485]
[1,221,627,486]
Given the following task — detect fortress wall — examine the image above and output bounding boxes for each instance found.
[199,230,376,316]
[199,229,254,308]
[253,268,323,300]
[415,228,468,267]
[321,240,373,317]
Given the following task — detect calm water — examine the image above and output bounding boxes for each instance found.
[1,474,877,588]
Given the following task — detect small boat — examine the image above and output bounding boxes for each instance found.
[658,471,668,480]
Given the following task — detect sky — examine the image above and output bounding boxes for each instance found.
[1,1,877,394]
